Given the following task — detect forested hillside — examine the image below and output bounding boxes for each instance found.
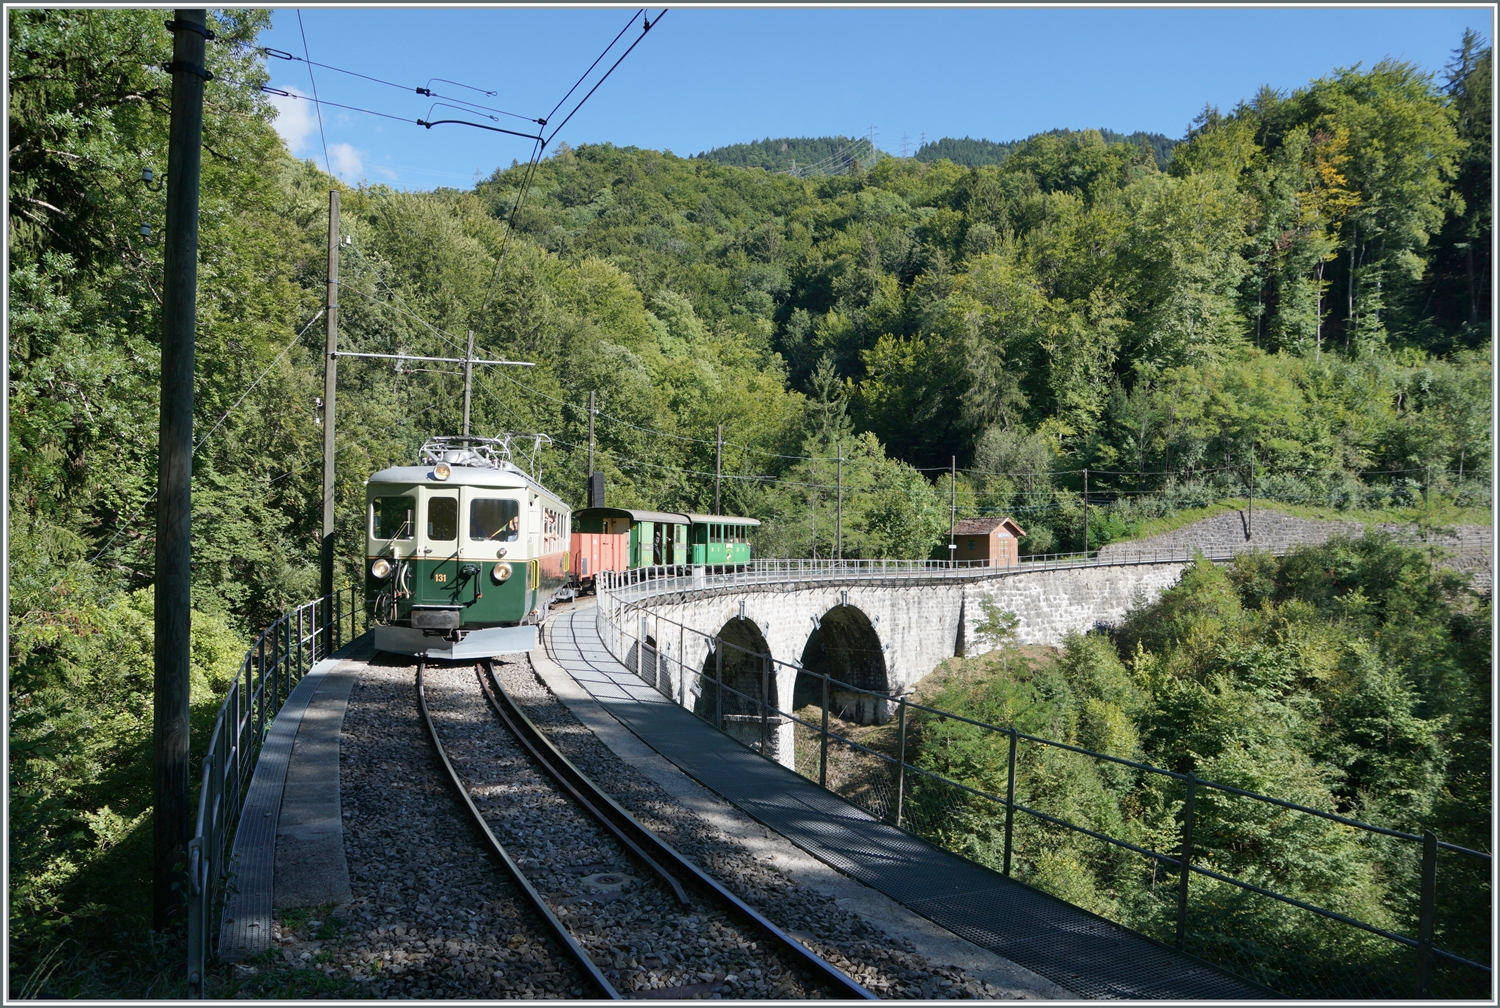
[694,134,870,173]
[916,128,1177,169]
[7,7,1491,995]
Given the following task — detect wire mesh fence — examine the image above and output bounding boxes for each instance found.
[597,573,1493,1000]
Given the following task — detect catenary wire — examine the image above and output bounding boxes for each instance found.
[475,9,653,328]
[88,309,328,562]
[296,11,331,176]
[543,10,664,148]
[237,39,544,123]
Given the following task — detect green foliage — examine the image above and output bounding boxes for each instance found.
[7,10,1490,994]
[694,135,869,172]
[9,587,244,957]
[917,128,1177,170]
[909,534,1488,994]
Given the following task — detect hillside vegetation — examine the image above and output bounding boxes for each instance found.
[916,128,1177,169]
[7,7,1491,996]
[694,135,871,173]
[914,536,1489,996]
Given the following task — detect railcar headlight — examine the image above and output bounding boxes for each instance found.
[370,558,393,580]
[490,562,513,585]
[433,463,451,481]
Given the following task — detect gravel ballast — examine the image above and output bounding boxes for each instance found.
[300,648,1030,999]
[298,653,587,999]
[497,654,1025,1000]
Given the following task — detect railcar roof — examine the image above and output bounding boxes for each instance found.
[685,513,762,526]
[366,461,559,498]
[573,507,690,525]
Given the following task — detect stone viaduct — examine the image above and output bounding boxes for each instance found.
[596,508,1490,769]
[600,554,1201,767]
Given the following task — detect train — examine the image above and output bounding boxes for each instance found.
[365,434,760,658]
[570,507,758,592]
[365,436,571,660]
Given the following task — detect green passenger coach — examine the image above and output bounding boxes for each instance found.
[568,508,760,582]
[686,514,759,565]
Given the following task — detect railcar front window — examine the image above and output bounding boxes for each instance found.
[471,498,521,542]
[428,497,458,541]
[372,497,414,540]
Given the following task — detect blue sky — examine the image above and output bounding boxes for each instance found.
[257,6,1492,189]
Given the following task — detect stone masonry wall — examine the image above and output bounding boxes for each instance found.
[961,561,1192,651]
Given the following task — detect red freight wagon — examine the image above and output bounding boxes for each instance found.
[570,530,628,590]
[570,507,693,593]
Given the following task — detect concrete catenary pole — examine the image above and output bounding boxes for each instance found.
[714,424,723,514]
[1247,447,1255,542]
[949,456,957,566]
[154,8,207,930]
[836,443,843,561]
[462,328,474,437]
[320,189,339,648]
[1082,467,1090,557]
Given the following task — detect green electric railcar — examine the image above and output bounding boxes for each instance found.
[366,436,571,660]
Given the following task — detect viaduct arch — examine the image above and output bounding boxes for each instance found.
[601,557,1202,769]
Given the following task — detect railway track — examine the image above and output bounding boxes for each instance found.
[416,659,877,1000]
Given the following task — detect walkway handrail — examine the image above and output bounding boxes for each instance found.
[185,584,365,997]
[594,549,1262,606]
[594,571,1491,999]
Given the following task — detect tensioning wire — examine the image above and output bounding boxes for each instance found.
[296,11,332,176]
[225,36,544,123]
[88,308,328,562]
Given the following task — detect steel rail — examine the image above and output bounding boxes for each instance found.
[415,662,620,1000]
[483,658,879,1001]
[473,662,690,906]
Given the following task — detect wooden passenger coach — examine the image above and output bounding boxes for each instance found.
[569,508,760,590]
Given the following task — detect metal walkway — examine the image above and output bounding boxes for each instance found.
[544,604,1273,1001]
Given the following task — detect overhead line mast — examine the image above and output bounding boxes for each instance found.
[156,6,207,934]
[320,189,339,651]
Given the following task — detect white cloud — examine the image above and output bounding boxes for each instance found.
[328,143,364,183]
[267,86,317,154]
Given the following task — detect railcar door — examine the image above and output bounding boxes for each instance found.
[418,491,461,606]
[465,491,525,625]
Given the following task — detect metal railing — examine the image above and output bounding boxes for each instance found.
[595,578,1492,1000]
[185,584,366,996]
[599,548,1237,604]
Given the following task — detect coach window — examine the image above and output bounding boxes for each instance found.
[371,496,414,540]
[471,498,521,542]
[427,497,458,541]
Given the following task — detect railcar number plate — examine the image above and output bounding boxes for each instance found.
[434,573,447,582]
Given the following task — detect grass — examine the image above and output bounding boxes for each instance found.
[7,892,365,1000]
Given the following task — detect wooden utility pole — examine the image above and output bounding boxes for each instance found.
[154,8,207,930]
[320,189,339,649]
[461,328,474,437]
[714,424,723,514]
[1246,447,1255,542]
[836,443,843,561]
[1082,468,1090,557]
[949,456,957,566]
[587,390,595,475]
